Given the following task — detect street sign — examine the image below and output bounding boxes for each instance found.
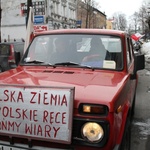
[34,25,48,32]
[34,16,44,24]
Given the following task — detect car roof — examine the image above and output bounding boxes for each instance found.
[34,29,126,37]
[0,42,24,45]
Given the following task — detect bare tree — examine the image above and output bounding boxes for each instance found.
[113,12,127,31]
[129,12,139,33]
[119,14,127,31]
[78,0,99,28]
[0,0,1,42]
[128,1,150,34]
[84,0,92,28]
[138,3,149,33]
[138,6,145,33]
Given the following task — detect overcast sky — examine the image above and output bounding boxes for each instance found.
[95,0,144,18]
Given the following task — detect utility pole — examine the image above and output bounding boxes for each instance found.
[0,0,1,43]
[26,0,32,27]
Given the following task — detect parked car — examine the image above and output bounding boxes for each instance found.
[0,29,145,150]
[0,42,24,72]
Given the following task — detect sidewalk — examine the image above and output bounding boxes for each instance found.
[131,68,150,150]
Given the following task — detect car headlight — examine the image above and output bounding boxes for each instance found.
[81,122,104,143]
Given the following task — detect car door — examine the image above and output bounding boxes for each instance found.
[126,36,136,105]
[0,44,10,72]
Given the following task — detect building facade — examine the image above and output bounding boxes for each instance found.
[1,0,108,42]
[106,18,117,30]
[77,0,106,29]
[1,0,77,42]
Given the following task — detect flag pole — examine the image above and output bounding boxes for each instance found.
[26,0,32,27]
[24,6,34,53]
[0,0,2,42]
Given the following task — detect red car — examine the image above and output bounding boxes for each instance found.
[0,42,24,72]
[0,29,145,150]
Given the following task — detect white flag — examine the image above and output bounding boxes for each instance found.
[24,7,34,53]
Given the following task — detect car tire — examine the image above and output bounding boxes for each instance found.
[131,93,136,117]
[119,114,131,150]
[0,66,3,73]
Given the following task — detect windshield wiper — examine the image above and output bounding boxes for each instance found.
[25,60,45,64]
[25,61,95,70]
[54,62,95,70]
[25,60,56,67]
[54,62,80,66]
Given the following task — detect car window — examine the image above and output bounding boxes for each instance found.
[21,34,123,70]
[0,44,10,55]
[14,43,24,52]
[14,43,24,57]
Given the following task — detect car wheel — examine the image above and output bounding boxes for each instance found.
[119,116,131,150]
[122,126,131,150]
[0,67,3,73]
[131,93,136,118]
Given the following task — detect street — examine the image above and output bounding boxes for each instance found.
[131,61,150,150]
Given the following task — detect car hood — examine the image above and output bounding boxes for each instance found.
[0,67,128,111]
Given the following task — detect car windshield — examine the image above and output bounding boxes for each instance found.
[21,34,123,70]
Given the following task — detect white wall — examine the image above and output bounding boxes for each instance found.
[1,0,77,42]
[1,0,26,42]
[1,26,26,42]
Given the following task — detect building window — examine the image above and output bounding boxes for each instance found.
[20,1,45,16]
[21,3,27,16]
